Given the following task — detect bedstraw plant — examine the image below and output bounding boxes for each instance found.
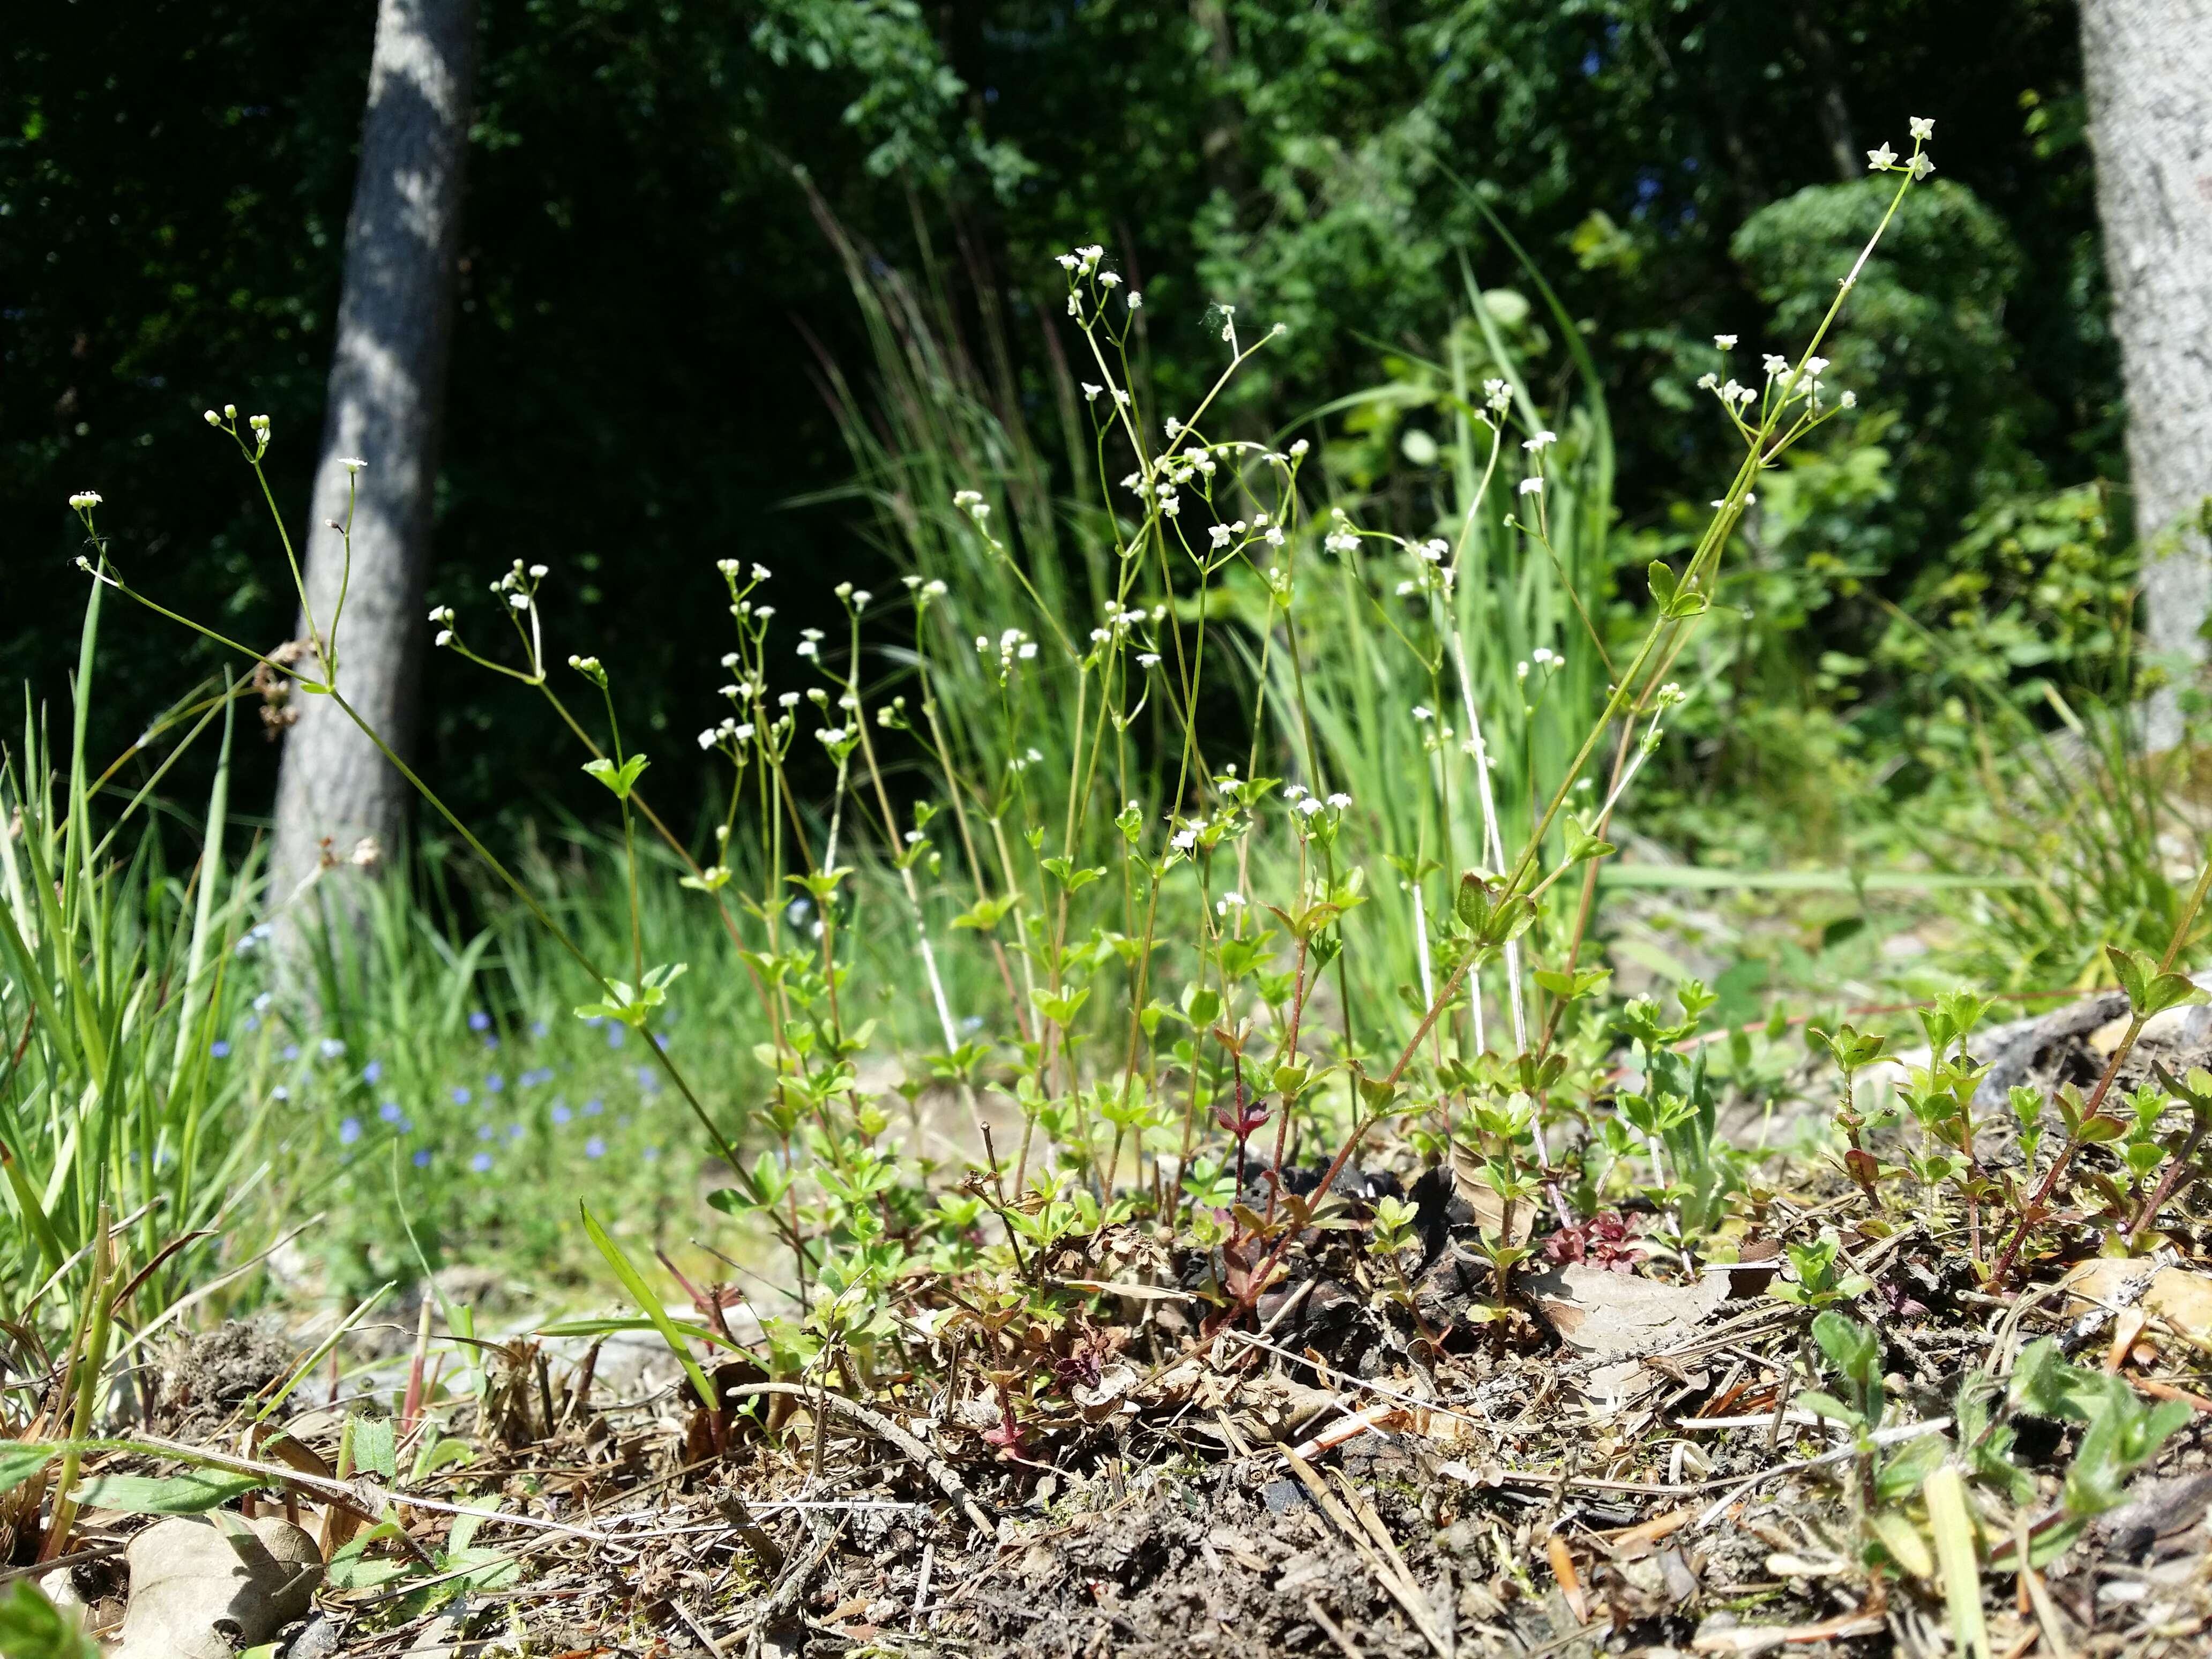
[55,123,1954,1418]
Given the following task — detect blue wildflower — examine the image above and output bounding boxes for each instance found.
[210,1040,231,1059]
[471,1152,494,1174]
[451,1086,472,1106]
[468,1011,491,1033]
[339,1117,362,1146]
[413,1148,432,1168]
[585,1137,607,1159]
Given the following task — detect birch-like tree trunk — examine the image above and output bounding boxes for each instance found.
[2080,0,2212,746]
[270,0,477,917]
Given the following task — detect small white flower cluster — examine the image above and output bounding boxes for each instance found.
[428,603,457,647]
[1322,509,1361,556]
[489,557,548,612]
[1056,244,1140,317]
[1516,645,1564,684]
[977,626,1037,682]
[953,489,990,524]
[1482,377,1512,417]
[1284,782,1353,828]
[1697,339,1855,419]
[1393,536,1455,598]
[1088,600,1154,649]
[1867,117,1937,181]
[68,490,102,512]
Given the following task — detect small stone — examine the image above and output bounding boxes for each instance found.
[1261,1478,1307,1515]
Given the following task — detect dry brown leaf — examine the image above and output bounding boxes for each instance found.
[1522,1265,1728,1358]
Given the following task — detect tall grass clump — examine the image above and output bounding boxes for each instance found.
[0,582,275,1340]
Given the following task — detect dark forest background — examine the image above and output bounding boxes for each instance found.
[3,1,2109,846]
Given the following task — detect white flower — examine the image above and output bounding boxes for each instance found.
[1056,252,1079,271]
[1296,796,1323,817]
[1714,334,1737,350]
[1326,792,1351,810]
[1264,525,1284,547]
[203,409,220,425]
[1839,390,1858,409]
[1289,438,1309,457]
[1522,430,1556,452]
[1171,829,1197,851]
[1804,356,1828,377]
[1081,382,1102,402]
[1909,116,1934,141]
[529,563,549,578]
[1696,372,1718,391]
[1412,705,1433,722]
[1066,293,1081,317]
[778,691,800,708]
[1164,417,1183,438]
[1866,141,1897,171]
[1762,354,1790,378]
[1208,524,1232,550]
[697,728,718,751]
[1216,304,1236,342]
[1215,890,1245,915]
[67,490,102,510]
[1324,530,1359,555]
[1136,652,1160,668]
[434,630,453,647]
[339,457,366,474]
[1112,388,1131,407]
[752,563,771,580]
[1518,476,1543,496]
[1909,153,1935,181]
[1127,291,1142,310]
[507,594,528,610]
[1482,377,1511,413]
[1098,271,1122,288]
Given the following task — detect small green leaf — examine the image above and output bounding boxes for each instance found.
[0,1442,55,1497]
[73,1470,264,1514]
[581,1204,719,1418]
[0,1581,99,1659]
[350,1414,397,1480]
[581,753,650,801]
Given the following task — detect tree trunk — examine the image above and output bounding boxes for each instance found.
[2080,0,2212,746]
[271,0,477,919]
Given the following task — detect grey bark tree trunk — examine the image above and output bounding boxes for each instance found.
[2080,0,2212,747]
[271,0,476,919]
